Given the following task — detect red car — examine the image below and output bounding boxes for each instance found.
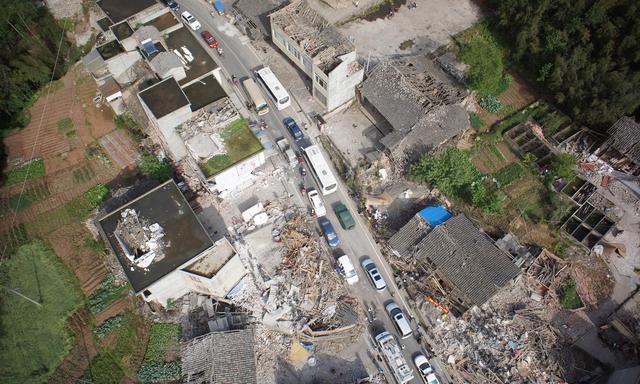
[200,31,218,48]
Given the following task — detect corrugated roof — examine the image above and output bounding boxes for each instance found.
[606,116,640,164]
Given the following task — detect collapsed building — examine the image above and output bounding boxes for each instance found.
[388,207,521,315]
[593,116,640,176]
[182,329,257,384]
[269,0,364,112]
[98,180,247,306]
[358,56,469,163]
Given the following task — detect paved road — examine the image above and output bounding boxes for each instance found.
[174,1,444,382]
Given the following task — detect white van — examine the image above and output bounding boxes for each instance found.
[385,302,413,339]
[307,189,326,217]
[337,255,358,285]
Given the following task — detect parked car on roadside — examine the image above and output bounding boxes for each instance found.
[337,255,359,285]
[308,189,326,217]
[181,11,201,30]
[385,302,413,339]
[333,202,355,229]
[413,353,434,382]
[361,257,386,291]
[200,31,218,48]
[163,0,179,11]
[283,117,304,141]
[319,217,339,247]
[426,373,440,384]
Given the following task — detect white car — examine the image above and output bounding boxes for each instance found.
[426,373,440,384]
[181,11,201,30]
[307,189,326,217]
[385,302,412,339]
[414,353,434,381]
[337,255,359,285]
[361,257,386,291]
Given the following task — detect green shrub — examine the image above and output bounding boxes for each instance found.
[479,95,503,113]
[138,152,172,182]
[57,117,74,132]
[114,114,144,143]
[410,148,480,196]
[470,182,502,214]
[90,352,124,384]
[469,113,485,129]
[458,23,509,97]
[558,278,583,309]
[548,153,577,181]
[493,163,524,187]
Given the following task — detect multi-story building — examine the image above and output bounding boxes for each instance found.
[269,0,364,112]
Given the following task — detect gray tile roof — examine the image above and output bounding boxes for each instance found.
[606,116,640,164]
[394,214,520,307]
[182,329,257,384]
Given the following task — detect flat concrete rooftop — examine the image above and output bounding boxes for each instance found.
[182,74,227,111]
[97,0,157,23]
[98,180,214,292]
[165,27,218,86]
[139,77,190,119]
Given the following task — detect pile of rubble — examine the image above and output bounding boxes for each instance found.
[430,291,570,383]
[230,210,362,337]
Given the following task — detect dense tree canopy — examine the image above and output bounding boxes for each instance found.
[488,0,640,129]
[0,1,75,169]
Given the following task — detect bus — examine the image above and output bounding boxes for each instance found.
[303,145,337,195]
[255,67,291,110]
[242,78,269,116]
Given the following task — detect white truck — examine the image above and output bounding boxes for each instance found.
[276,138,297,167]
[375,331,414,384]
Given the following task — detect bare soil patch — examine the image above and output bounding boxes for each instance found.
[95,296,132,325]
[47,223,108,296]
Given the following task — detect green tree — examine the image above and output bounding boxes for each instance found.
[410,148,479,196]
[138,152,173,182]
[547,153,577,181]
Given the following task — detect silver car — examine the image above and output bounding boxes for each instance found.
[385,302,412,339]
[361,257,386,291]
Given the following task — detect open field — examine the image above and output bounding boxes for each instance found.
[0,240,84,384]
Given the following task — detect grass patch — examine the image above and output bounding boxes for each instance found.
[2,158,45,186]
[65,130,77,139]
[199,118,262,177]
[114,114,144,143]
[0,240,84,383]
[88,275,129,314]
[399,39,414,50]
[558,278,583,309]
[0,224,29,257]
[491,101,548,138]
[7,184,50,211]
[493,162,524,187]
[137,323,181,383]
[90,352,125,384]
[57,117,74,133]
[469,112,484,129]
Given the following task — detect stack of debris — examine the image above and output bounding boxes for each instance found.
[230,210,362,338]
[429,284,571,383]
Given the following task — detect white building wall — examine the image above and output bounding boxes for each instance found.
[210,150,266,193]
[324,51,364,111]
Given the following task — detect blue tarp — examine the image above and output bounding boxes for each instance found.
[214,0,224,12]
[417,206,452,227]
[141,40,158,56]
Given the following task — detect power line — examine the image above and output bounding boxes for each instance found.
[0,20,68,260]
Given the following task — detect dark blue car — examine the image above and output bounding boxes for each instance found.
[283,117,304,141]
[319,217,339,247]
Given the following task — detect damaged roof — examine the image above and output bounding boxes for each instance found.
[182,329,257,384]
[269,0,354,72]
[98,180,213,292]
[360,57,468,150]
[605,116,640,164]
[399,214,520,307]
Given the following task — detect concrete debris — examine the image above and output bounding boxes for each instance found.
[229,209,362,339]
